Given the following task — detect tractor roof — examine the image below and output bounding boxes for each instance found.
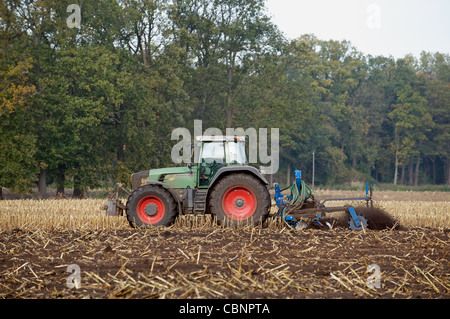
[195,136,246,142]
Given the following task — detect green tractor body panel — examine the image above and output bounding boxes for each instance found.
[131,167,197,190]
[156,167,197,189]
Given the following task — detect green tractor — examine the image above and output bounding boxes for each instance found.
[107,136,271,228]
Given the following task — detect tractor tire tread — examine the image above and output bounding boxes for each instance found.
[209,173,270,227]
[126,184,177,228]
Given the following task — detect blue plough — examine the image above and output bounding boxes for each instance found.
[274,170,374,230]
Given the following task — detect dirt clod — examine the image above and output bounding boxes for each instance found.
[357,207,401,230]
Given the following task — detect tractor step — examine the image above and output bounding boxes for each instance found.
[194,189,208,215]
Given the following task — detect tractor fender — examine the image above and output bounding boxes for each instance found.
[140,181,183,215]
[209,166,269,190]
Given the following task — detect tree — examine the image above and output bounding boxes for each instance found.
[0,105,38,199]
[0,0,38,198]
[420,52,450,185]
[359,55,396,183]
[168,0,276,129]
[295,36,368,184]
[389,85,433,185]
[0,59,35,116]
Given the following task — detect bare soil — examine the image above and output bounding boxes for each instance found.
[1,223,448,299]
[314,189,450,202]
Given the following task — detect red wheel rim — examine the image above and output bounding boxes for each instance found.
[222,186,256,220]
[137,196,165,225]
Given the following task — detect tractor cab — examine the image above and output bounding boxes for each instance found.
[196,136,247,187]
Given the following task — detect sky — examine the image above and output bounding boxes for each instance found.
[265,0,450,59]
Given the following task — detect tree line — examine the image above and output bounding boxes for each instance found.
[1,0,449,198]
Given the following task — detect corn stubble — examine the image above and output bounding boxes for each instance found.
[0,195,448,299]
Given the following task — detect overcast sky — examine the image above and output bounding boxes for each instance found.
[265,0,450,59]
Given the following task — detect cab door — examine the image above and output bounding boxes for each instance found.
[198,141,227,187]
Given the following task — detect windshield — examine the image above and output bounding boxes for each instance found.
[201,142,225,164]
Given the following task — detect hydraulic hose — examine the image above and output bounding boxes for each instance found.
[290,180,311,206]
[282,180,312,229]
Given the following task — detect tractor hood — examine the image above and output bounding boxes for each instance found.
[149,166,197,189]
[148,166,192,180]
[132,166,197,191]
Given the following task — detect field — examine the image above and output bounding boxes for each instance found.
[0,190,448,299]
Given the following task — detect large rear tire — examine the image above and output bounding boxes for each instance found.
[208,173,270,227]
[126,185,177,228]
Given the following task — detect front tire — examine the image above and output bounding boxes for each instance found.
[126,185,177,228]
[208,173,270,227]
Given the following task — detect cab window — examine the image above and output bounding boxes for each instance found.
[228,141,247,165]
[201,142,225,164]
